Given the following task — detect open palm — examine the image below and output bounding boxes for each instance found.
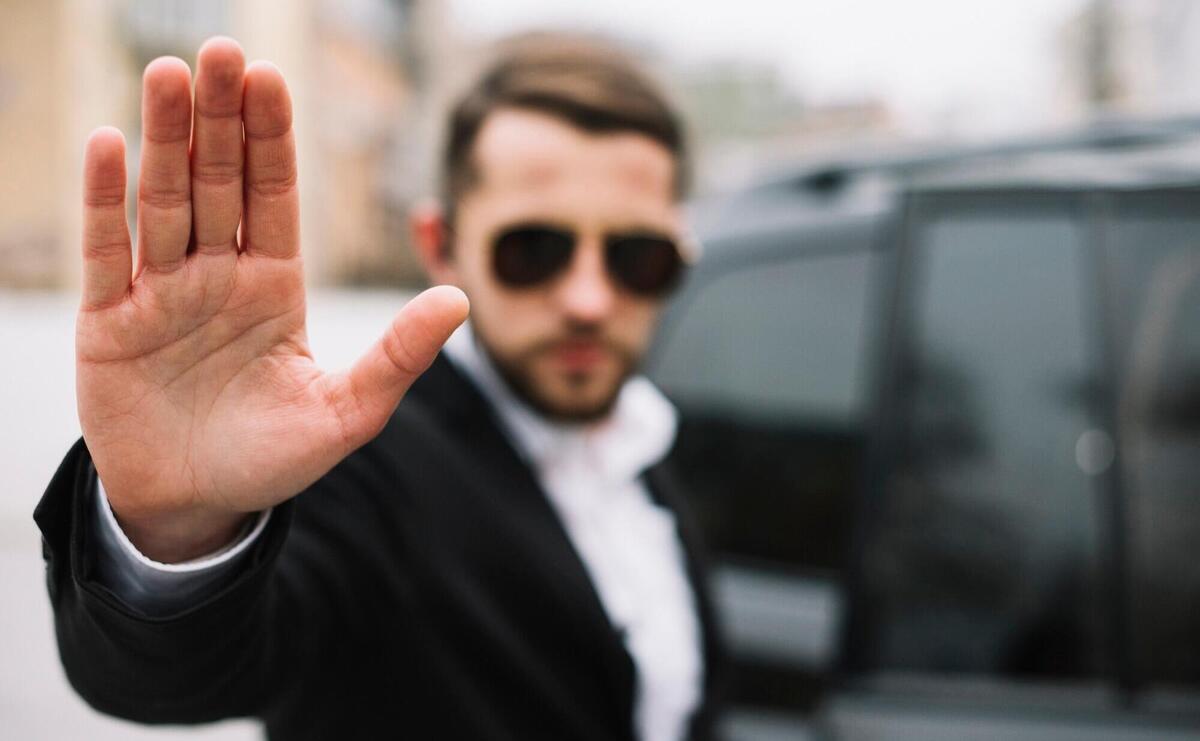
[77,38,467,561]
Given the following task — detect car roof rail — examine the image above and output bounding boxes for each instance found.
[748,115,1200,198]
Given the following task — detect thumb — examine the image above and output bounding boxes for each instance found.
[329,285,469,450]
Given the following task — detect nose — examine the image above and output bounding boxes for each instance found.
[554,238,616,323]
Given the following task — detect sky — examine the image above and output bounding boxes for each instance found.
[449,0,1091,136]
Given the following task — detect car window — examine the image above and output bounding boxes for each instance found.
[1106,196,1200,690]
[650,246,876,571]
[857,210,1107,680]
[648,242,878,716]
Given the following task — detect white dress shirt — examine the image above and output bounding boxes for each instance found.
[93,321,702,741]
[442,325,704,741]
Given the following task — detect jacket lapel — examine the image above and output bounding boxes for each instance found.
[406,355,638,730]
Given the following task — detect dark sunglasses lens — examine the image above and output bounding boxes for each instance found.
[492,227,575,287]
[606,236,684,295]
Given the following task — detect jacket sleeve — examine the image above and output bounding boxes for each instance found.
[92,476,272,617]
[32,436,390,725]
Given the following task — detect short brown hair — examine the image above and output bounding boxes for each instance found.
[441,33,688,225]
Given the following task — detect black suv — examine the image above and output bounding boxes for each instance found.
[648,124,1200,740]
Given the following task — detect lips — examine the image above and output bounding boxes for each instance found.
[551,340,607,372]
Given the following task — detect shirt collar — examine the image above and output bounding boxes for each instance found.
[442,322,677,484]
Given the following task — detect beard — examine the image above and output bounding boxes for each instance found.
[477,323,640,423]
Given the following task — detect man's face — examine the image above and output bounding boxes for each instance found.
[442,108,681,422]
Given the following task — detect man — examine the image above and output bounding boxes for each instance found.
[35,33,723,741]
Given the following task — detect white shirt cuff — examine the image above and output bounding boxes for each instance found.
[92,477,271,616]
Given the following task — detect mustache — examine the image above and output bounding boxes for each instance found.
[517,325,637,365]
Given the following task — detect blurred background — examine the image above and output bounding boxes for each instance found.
[3,1,1200,740]
[9,0,1200,292]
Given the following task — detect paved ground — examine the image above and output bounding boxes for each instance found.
[0,289,411,741]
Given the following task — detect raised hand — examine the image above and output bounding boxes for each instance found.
[76,38,468,562]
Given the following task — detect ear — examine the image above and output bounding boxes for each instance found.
[410,198,459,286]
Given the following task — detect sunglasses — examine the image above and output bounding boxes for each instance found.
[490,223,690,297]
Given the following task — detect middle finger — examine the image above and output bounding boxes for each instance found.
[190,37,246,256]
[136,56,193,274]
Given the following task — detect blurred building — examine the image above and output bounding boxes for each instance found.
[0,0,454,291]
[1058,0,1200,119]
[674,60,895,193]
[0,0,916,290]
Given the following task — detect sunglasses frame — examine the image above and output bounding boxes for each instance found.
[482,221,700,297]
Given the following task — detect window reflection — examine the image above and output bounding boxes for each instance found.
[863,214,1105,679]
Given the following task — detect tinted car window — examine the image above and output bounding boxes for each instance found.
[859,210,1107,679]
[1106,196,1200,689]
[651,246,876,571]
[649,242,877,715]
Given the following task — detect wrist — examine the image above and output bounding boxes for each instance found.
[107,502,254,564]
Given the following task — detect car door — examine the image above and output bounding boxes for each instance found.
[1103,189,1200,717]
[831,188,1200,740]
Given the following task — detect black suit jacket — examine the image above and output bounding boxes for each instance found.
[35,355,726,740]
